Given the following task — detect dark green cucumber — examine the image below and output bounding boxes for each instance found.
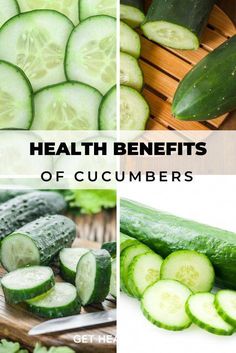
[120,0,145,28]
[0,191,66,241]
[172,36,236,121]
[0,189,35,203]
[142,0,215,50]
[101,241,117,258]
[120,199,236,289]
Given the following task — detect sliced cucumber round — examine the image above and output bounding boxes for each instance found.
[141,280,192,331]
[128,252,163,298]
[0,10,74,91]
[1,266,54,304]
[59,248,89,284]
[160,250,215,293]
[31,82,102,130]
[110,258,117,298]
[76,249,111,305]
[215,290,236,326]
[120,85,149,130]
[99,85,117,130]
[186,293,234,336]
[65,15,116,95]
[120,21,141,58]
[17,0,79,25]
[0,60,33,129]
[26,282,80,318]
[120,232,140,253]
[120,4,145,28]
[79,0,116,21]
[120,52,143,91]
[0,0,19,28]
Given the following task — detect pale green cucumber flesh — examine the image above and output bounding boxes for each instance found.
[110,258,117,298]
[80,0,116,20]
[0,0,19,28]
[59,248,89,284]
[120,52,143,91]
[215,290,236,326]
[120,21,141,58]
[120,4,145,28]
[99,85,117,130]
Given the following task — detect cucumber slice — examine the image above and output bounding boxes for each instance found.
[186,293,234,336]
[215,290,236,326]
[101,241,117,258]
[17,0,79,25]
[59,248,89,284]
[1,266,54,304]
[128,252,163,298]
[120,21,141,58]
[99,85,117,130]
[31,82,102,130]
[120,4,145,28]
[110,258,117,298]
[141,280,192,331]
[160,250,215,293]
[0,0,19,28]
[0,10,74,91]
[27,282,80,318]
[76,250,111,305]
[65,16,116,95]
[120,85,149,130]
[80,0,116,21]
[120,52,143,91]
[0,60,33,129]
[120,232,140,253]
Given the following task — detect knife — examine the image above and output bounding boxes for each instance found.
[29,309,116,336]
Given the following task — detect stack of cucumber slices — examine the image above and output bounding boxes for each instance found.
[0,0,117,130]
[120,233,236,336]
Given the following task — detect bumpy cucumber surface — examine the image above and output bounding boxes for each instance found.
[110,258,117,298]
[59,248,89,284]
[120,52,143,91]
[99,85,117,130]
[0,191,66,241]
[120,232,140,253]
[141,280,192,331]
[101,241,117,258]
[1,215,76,272]
[120,0,145,28]
[1,266,54,304]
[31,82,102,130]
[215,290,236,326]
[0,10,73,91]
[120,21,141,58]
[0,189,34,203]
[80,0,116,21]
[161,250,215,293]
[27,282,80,319]
[65,16,116,95]
[76,250,111,305]
[186,293,234,336]
[0,60,33,129]
[0,0,19,27]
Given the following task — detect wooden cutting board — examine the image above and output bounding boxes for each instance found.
[141,5,236,131]
[0,237,116,353]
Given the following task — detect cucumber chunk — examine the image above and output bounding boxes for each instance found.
[0,189,34,203]
[80,0,116,21]
[76,249,111,305]
[1,266,54,304]
[120,85,149,130]
[120,52,143,91]
[128,252,163,298]
[161,250,215,293]
[120,4,145,28]
[186,293,234,336]
[65,16,116,95]
[59,248,89,284]
[31,82,102,130]
[120,233,140,253]
[120,21,141,58]
[110,258,117,298]
[0,0,19,28]
[99,85,117,130]
[17,0,79,25]
[0,60,33,129]
[215,290,236,326]
[27,282,80,318]
[0,10,74,91]
[141,280,192,331]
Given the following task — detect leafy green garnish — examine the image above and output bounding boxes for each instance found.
[0,340,75,353]
[0,340,22,353]
[34,343,75,353]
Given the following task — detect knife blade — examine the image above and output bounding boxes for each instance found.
[29,309,116,336]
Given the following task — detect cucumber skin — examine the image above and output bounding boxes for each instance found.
[215,291,236,327]
[101,242,117,258]
[120,199,236,290]
[0,189,34,203]
[120,0,144,12]
[0,192,66,241]
[60,261,76,284]
[172,36,236,121]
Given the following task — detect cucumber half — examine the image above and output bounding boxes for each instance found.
[120,52,143,91]
[141,280,192,331]
[99,85,117,130]
[186,293,234,336]
[65,15,116,95]
[0,60,33,129]
[0,0,19,28]
[76,249,111,305]
[27,282,80,319]
[120,4,145,28]
[215,290,236,326]
[160,250,215,293]
[120,21,141,58]
[31,82,102,130]
[59,248,89,284]
[1,266,54,304]
[79,0,116,21]
[0,10,74,91]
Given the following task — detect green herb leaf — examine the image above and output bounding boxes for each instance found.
[0,340,22,353]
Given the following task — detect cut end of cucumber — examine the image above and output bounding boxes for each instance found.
[1,233,40,272]
[215,290,236,326]
[120,52,143,91]
[76,251,96,305]
[120,5,145,28]
[141,21,199,50]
